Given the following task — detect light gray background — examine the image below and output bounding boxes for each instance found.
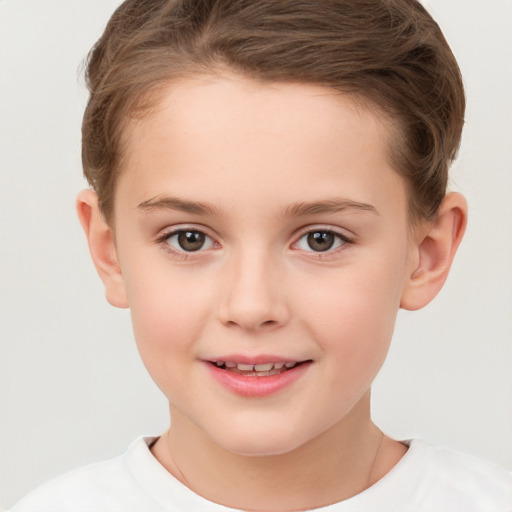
[1,0,511,508]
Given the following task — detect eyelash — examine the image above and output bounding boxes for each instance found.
[155,227,353,260]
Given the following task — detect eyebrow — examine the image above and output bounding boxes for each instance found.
[137,195,379,217]
[138,196,221,216]
[283,198,379,217]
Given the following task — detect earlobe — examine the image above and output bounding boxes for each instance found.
[76,190,129,309]
[400,193,467,311]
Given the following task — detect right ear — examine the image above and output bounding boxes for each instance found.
[76,189,129,308]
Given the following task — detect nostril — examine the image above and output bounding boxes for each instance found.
[224,317,280,331]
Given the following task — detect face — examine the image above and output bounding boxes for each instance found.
[111,75,418,456]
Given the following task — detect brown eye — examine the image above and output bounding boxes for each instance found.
[295,230,348,253]
[177,231,206,251]
[306,232,335,251]
[164,230,214,253]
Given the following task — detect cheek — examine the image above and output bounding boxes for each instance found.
[301,257,406,379]
[122,263,213,384]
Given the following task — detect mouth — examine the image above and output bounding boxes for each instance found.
[205,358,313,397]
[209,360,310,377]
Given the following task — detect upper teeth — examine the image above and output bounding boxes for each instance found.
[214,361,297,371]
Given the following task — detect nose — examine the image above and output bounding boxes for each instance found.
[217,249,290,332]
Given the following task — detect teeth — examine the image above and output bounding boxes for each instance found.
[214,361,300,372]
[254,363,274,372]
[213,360,302,372]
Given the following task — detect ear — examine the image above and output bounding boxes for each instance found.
[76,189,129,308]
[400,192,467,311]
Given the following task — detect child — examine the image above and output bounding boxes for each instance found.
[9,0,511,510]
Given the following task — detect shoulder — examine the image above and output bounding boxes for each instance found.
[8,437,161,512]
[408,439,512,511]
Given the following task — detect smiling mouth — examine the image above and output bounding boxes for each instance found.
[210,360,310,377]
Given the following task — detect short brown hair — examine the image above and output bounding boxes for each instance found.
[82,0,465,224]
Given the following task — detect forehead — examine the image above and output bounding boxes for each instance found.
[126,74,392,153]
[117,75,406,216]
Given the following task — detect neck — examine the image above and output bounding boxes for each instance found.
[151,394,407,511]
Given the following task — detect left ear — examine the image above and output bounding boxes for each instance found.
[400,192,468,311]
[76,189,129,309]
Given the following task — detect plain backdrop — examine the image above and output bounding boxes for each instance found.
[1,0,511,508]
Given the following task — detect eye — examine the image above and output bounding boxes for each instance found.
[295,230,349,252]
[164,229,215,252]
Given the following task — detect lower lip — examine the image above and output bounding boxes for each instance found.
[205,362,311,398]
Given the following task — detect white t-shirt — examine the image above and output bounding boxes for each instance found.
[9,437,512,512]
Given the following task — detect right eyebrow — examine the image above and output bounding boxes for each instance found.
[283,198,379,217]
[137,196,221,216]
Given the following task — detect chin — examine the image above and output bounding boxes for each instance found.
[207,417,318,458]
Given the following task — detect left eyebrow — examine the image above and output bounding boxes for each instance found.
[283,198,379,217]
[137,196,222,216]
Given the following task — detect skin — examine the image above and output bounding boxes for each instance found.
[78,74,467,510]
